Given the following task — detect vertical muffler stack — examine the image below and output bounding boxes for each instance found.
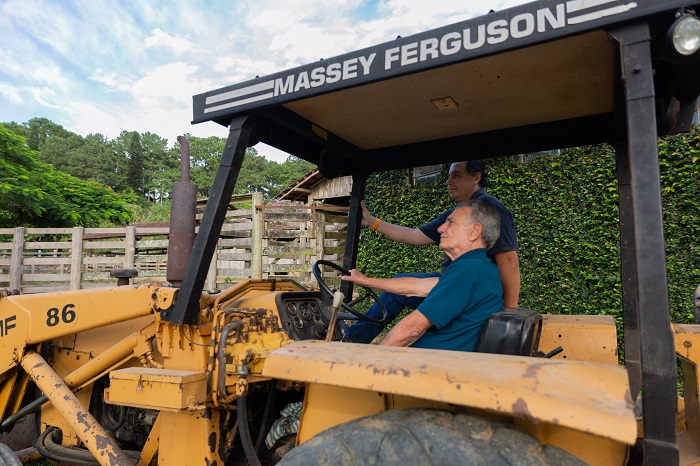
[167,136,198,287]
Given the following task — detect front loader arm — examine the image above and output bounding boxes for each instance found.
[0,284,177,378]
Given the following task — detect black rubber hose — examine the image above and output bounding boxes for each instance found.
[217,320,243,398]
[254,379,277,454]
[37,425,140,464]
[35,427,97,465]
[0,395,48,432]
[238,394,262,466]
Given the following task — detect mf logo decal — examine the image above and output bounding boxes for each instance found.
[0,315,16,337]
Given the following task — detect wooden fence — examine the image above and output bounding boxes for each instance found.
[0,193,348,293]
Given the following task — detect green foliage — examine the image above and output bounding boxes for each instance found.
[0,119,314,226]
[359,165,452,279]
[357,127,700,342]
[129,199,173,223]
[186,135,313,200]
[0,125,132,227]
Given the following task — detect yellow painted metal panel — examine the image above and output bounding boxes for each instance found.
[158,410,223,465]
[540,314,619,364]
[262,340,636,444]
[105,367,207,411]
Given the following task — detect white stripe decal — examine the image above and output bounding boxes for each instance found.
[566,0,617,14]
[568,3,638,24]
[205,81,274,105]
[203,92,275,113]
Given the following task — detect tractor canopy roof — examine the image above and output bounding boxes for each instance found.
[193,0,700,174]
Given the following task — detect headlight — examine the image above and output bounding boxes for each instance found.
[668,14,700,56]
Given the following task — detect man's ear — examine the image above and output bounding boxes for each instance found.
[468,222,483,242]
[473,171,482,186]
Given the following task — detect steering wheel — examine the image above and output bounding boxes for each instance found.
[312,260,388,325]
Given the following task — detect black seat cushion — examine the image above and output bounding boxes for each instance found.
[475,308,542,356]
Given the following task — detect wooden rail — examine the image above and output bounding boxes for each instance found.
[0,193,348,293]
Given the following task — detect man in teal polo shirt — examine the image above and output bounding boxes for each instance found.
[342,199,503,351]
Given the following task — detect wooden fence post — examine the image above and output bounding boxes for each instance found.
[70,226,84,290]
[251,192,264,279]
[206,248,218,291]
[10,227,25,290]
[125,226,136,269]
[315,209,326,263]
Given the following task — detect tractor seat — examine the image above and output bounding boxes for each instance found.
[475,308,542,357]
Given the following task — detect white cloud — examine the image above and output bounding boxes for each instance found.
[0,84,23,105]
[144,28,196,54]
[89,69,136,92]
[0,0,532,163]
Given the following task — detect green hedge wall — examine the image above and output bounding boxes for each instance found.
[358,125,700,332]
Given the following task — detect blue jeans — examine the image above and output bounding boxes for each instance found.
[345,272,441,343]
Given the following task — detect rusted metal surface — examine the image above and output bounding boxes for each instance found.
[262,340,636,444]
[167,136,197,287]
[20,351,133,466]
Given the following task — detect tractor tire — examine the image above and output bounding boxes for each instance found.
[279,408,587,466]
[0,443,21,466]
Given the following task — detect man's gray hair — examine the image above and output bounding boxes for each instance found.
[458,200,501,249]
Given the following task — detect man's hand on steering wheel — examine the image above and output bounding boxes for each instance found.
[312,260,388,325]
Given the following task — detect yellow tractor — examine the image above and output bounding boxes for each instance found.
[1,0,700,464]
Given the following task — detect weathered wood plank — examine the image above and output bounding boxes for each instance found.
[219,238,252,247]
[220,222,253,232]
[324,231,346,240]
[85,228,128,235]
[22,284,70,293]
[24,257,72,265]
[218,252,252,261]
[265,230,312,239]
[323,246,346,255]
[25,228,72,235]
[218,268,252,276]
[10,228,24,289]
[83,257,124,265]
[265,213,312,222]
[80,271,168,281]
[132,228,170,235]
[324,214,349,224]
[24,242,72,249]
[136,239,169,248]
[263,245,315,256]
[135,255,168,263]
[251,192,263,279]
[263,263,312,273]
[83,241,126,249]
[23,273,70,282]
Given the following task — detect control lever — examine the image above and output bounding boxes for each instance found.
[536,346,564,358]
[325,291,345,342]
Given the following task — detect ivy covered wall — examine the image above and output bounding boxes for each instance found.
[357,126,700,329]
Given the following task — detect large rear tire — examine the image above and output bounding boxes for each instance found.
[279,409,587,466]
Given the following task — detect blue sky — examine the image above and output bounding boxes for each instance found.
[0,0,527,162]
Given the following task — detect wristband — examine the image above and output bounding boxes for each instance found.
[370,218,381,231]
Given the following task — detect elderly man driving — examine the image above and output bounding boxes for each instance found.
[342,199,503,351]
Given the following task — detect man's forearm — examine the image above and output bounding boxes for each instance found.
[494,250,520,308]
[379,310,432,347]
[373,221,434,246]
[355,276,438,297]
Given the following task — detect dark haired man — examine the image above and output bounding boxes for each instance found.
[342,160,519,344]
[343,200,504,350]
